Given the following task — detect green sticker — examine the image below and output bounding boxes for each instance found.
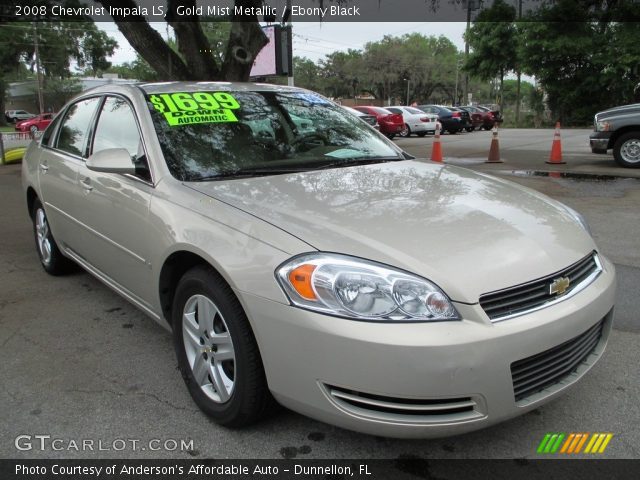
[150,92,240,126]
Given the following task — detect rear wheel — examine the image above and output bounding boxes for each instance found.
[32,198,74,275]
[613,132,640,168]
[172,266,275,426]
[465,127,474,132]
[399,124,411,137]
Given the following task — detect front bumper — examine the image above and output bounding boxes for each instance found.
[590,131,612,154]
[238,255,616,438]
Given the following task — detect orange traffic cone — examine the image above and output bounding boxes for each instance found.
[431,123,443,163]
[546,122,565,164]
[485,126,503,163]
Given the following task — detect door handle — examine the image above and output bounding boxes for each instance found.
[81,177,93,192]
[39,163,49,173]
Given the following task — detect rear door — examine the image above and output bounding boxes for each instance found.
[38,97,101,251]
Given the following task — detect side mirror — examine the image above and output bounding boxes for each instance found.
[86,148,136,175]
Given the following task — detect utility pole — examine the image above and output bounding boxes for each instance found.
[286,0,294,87]
[464,1,471,106]
[33,22,44,114]
[515,0,522,127]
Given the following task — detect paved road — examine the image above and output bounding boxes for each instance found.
[1,141,639,460]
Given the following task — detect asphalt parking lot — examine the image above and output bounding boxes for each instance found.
[1,128,639,460]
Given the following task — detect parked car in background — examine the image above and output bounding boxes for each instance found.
[456,107,484,131]
[477,105,503,125]
[22,82,615,438]
[386,106,438,137]
[15,113,55,134]
[352,106,404,139]
[342,105,379,130]
[448,107,474,132]
[590,103,640,168]
[417,105,465,134]
[460,105,496,130]
[5,109,36,123]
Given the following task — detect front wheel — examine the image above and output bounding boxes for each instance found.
[172,266,275,427]
[613,132,640,168]
[465,127,474,132]
[32,198,74,275]
[30,125,38,135]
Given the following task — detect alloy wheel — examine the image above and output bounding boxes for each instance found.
[182,294,236,403]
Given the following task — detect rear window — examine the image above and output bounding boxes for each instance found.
[369,107,393,115]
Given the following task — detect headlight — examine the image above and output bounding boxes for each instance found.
[595,120,610,132]
[564,205,592,236]
[276,253,460,322]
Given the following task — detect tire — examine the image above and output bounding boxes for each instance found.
[172,265,275,427]
[32,198,74,275]
[399,124,411,137]
[613,132,640,168]
[417,132,427,137]
[465,127,474,132]
[386,133,396,140]
[30,125,38,135]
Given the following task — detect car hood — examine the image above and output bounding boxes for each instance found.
[187,161,596,303]
[595,103,640,120]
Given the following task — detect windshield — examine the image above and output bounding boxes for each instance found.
[146,90,402,181]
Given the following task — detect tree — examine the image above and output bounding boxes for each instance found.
[105,56,159,81]
[464,0,518,113]
[0,13,118,124]
[98,0,268,81]
[519,0,640,124]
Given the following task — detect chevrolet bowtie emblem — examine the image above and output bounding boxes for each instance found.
[549,276,571,296]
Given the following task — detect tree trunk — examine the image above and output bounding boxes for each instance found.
[515,71,521,127]
[0,78,7,127]
[166,0,221,79]
[499,70,504,115]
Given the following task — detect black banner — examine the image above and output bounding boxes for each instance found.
[2,459,640,480]
[3,0,640,23]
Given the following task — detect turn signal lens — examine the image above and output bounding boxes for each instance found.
[288,264,317,301]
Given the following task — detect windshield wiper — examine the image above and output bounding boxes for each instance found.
[190,157,405,181]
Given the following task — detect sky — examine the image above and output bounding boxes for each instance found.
[102,22,468,65]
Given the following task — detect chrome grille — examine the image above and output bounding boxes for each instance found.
[511,319,604,402]
[479,252,601,321]
[325,385,483,423]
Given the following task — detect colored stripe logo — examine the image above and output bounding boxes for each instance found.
[537,433,613,454]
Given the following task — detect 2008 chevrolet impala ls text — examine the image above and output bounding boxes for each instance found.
[21,82,615,438]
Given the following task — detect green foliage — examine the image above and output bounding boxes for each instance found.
[105,56,159,81]
[293,34,464,104]
[519,0,640,124]
[464,0,517,81]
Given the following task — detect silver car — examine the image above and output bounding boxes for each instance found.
[22,82,616,438]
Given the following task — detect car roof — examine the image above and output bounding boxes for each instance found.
[82,81,312,96]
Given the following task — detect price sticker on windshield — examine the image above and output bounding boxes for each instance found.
[149,92,240,126]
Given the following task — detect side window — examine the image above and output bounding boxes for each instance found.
[92,96,150,182]
[41,114,62,146]
[387,108,401,114]
[55,98,101,157]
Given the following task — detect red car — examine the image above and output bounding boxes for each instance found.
[352,106,404,139]
[15,113,54,134]
[460,105,497,130]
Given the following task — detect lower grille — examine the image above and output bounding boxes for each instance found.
[325,385,483,423]
[511,319,605,402]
